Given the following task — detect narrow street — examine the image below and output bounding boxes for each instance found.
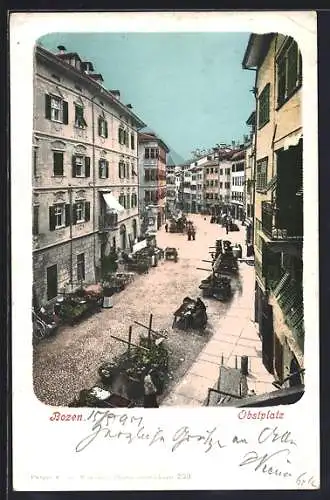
[33,215,273,406]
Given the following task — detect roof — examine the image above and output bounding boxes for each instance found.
[35,45,146,129]
[242,33,275,69]
[57,52,82,61]
[138,132,170,153]
[231,149,246,161]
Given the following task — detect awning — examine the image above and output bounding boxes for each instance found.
[274,130,303,151]
[283,131,302,150]
[102,193,125,214]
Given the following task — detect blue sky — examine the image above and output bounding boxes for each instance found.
[39,32,255,162]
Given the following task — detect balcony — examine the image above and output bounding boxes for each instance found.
[269,272,304,353]
[261,201,303,241]
[99,213,118,232]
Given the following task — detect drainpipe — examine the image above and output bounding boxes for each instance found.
[245,68,258,246]
[68,185,73,287]
[91,95,97,281]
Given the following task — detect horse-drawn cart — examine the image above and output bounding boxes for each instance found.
[165,247,178,262]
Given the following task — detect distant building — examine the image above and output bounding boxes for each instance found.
[33,45,145,305]
[230,147,246,221]
[138,132,169,229]
[243,33,304,386]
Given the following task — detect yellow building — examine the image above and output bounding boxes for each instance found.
[243,34,304,387]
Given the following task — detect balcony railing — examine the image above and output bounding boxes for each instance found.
[99,213,118,231]
[261,201,303,240]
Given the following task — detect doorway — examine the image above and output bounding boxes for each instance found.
[132,219,137,241]
[120,224,126,250]
[46,264,58,301]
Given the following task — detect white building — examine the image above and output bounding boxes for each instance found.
[230,148,246,221]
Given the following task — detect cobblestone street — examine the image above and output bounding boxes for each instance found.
[33,215,273,406]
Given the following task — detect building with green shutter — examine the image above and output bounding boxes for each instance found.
[33,45,146,305]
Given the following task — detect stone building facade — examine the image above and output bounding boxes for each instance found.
[33,45,145,305]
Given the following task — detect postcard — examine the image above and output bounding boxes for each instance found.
[10,10,319,491]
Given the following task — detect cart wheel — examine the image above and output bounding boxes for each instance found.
[33,320,47,340]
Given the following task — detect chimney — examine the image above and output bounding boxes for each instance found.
[81,62,95,74]
[57,45,67,54]
[126,104,133,109]
[110,90,121,100]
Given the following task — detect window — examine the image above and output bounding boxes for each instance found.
[72,155,90,178]
[118,127,125,144]
[215,169,218,174]
[145,148,150,159]
[277,39,302,107]
[33,205,39,236]
[131,133,135,149]
[225,168,230,175]
[98,116,108,138]
[73,201,90,224]
[206,168,209,174]
[220,169,223,176]
[77,253,85,282]
[75,104,87,128]
[119,160,125,179]
[45,94,68,124]
[75,202,85,223]
[211,168,214,174]
[256,157,268,191]
[53,151,64,176]
[131,193,137,208]
[33,147,38,177]
[99,159,109,178]
[119,193,125,208]
[220,182,223,189]
[49,203,65,230]
[258,84,270,128]
[126,194,130,209]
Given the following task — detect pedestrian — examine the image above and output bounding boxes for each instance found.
[165,222,168,233]
[192,228,196,240]
[187,229,192,241]
[143,372,159,408]
[226,222,229,235]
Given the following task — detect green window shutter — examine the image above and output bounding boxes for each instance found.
[99,160,102,178]
[105,121,108,138]
[72,204,77,225]
[85,202,90,222]
[72,156,77,177]
[49,206,56,231]
[45,94,51,119]
[85,157,91,177]
[106,161,109,178]
[98,117,102,136]
[53,152,64,176]
[63,101,69,124]
[65,204,71,226]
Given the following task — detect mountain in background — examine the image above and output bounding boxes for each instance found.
[140,126,185,166]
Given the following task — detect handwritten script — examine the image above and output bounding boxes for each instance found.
[73,410,318,488]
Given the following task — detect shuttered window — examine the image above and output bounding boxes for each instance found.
[53,152,64,176]
[258,84,270,128]
[72,155,90,177]
[45,94,68,124]
[99,159,109,178]
[98,116,108,138]
[131,133,135,149]
[75,104,87,128]
[277,38,302,107]
[33,205,39,236]
[256,157,268,191]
